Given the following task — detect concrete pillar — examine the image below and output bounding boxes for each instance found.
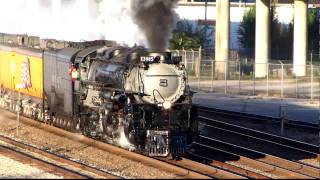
[255,0,270,78]
[293,0,308,76]
[215,0,230,78]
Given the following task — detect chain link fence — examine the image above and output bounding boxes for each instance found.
[172,48,320,100]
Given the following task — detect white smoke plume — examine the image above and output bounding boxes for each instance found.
[0,0,178,50]
[97,0,147,46]
[131,0,179,51]
[0,0,101,41]
[0,0,146,47]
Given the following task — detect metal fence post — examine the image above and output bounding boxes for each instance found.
[311,63,314,101]
[267,63,269,96]
[296,74,298,99]
[279,104,287,135]
[253,63,255,96]
[211,60,214,92]
[16,91,21,136]
[238,60,241,94]
[182,47,187,68]
[197,47,201,90]
[191,49,195,71]
[279,61,284,98]
[225,61,227,94]
[241,98,248,112]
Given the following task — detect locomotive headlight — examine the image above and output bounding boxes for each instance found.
[163,101,172,110]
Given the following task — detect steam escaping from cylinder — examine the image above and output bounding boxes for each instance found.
[115,126,135,151]
[131,0,179,51]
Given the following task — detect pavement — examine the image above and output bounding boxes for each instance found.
[193,92,320,124]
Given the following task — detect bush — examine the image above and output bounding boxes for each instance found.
[169,20,213,50]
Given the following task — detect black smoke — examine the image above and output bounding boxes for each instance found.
[131,0,178,52]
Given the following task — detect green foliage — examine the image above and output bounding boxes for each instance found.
[270,7,293,60]
[95,0,103,4]
[169,20,211,50]
[308,9,320,53]
[237,6,256,51]
[238,6,320,60]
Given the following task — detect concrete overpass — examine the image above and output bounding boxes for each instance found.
[180,0,316,77]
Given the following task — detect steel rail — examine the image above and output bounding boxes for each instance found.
[199,121,320,171]
[193,141,314,179]
[198,106,319,131]
[0,144,91,179]
[187,153,270,179]
[156,157,246,179]
[0,109,210,179]
[196,136,319,179]
[0,134,121,179]
[198,116,319,155]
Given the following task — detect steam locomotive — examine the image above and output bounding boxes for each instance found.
[0,34,198,157]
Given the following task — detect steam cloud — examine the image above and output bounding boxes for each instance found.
[0,0,104,41]
[131,0,179,51]
[0,0,178,50]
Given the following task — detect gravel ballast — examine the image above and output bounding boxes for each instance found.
[0,110,176,179]
[0,155,63,179]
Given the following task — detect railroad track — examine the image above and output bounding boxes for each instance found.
[198,116,319,158]
[0,134,121,179]
[193,107,319,179]
[198,106,319,132]
[1,107,318,179]
[0,108,222,179]
[0,141,91,179]
[157,119,319,178]
[156,157,246,179]
[193,136,318,179]
[187,151,271,179]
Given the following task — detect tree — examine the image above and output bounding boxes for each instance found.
[308,9,320,56]
[238,5,320,61]
[237,6,256,58]
[270,6,293,60]
[169,20,213,50]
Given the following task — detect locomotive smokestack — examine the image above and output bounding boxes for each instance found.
[131,0,178,52]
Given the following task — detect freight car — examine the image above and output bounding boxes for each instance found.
[0,35,198,157]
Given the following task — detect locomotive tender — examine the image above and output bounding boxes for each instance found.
[0,35,198,157]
